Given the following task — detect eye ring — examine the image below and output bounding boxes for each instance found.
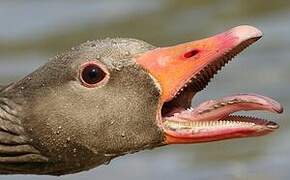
[79,61,109,88]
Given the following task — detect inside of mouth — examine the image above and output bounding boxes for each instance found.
[160,90,282,142]
[161,92,281,129]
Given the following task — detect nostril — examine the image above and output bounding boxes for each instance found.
[184,49,200,59]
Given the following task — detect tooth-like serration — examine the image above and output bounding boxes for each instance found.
[164,118,257,131]
[173,38,256,97]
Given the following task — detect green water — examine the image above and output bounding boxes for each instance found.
[0,1,289,179]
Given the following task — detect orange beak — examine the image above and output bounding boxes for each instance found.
[134,26,283,144]
[136,25,262,103]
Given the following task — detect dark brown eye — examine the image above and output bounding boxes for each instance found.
[80,62,108,87]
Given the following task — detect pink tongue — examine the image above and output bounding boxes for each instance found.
[167,93,283,122]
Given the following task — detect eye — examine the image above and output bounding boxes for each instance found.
[80,62,108,87]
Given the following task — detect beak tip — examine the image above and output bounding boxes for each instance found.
[230,25,263,41]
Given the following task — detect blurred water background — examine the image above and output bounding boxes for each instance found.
[0,0,289,180]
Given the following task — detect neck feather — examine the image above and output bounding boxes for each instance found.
[0,96,24,135]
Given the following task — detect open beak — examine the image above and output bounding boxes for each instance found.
[136,25,283,144]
